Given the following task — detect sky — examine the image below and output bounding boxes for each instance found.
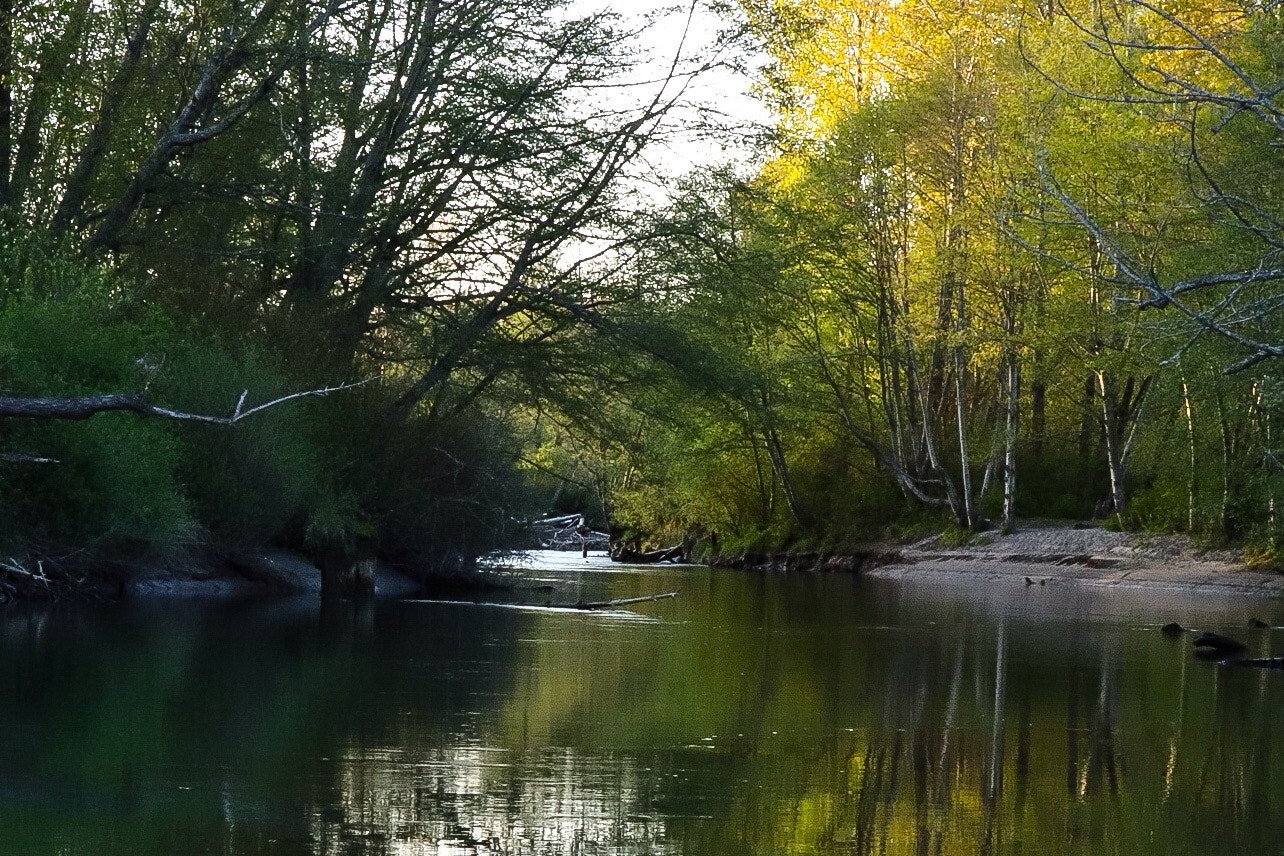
[570,0,774,179]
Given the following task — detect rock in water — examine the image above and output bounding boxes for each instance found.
[1160,622,1185,637]
[1249,617,1270,629]
[1193,631,1248,655]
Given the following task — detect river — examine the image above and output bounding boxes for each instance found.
[2,551,1282,855]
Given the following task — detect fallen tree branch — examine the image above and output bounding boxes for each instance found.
[573,591,678,609]
[0,379,373,423]
[531,513,584,528]
[0,556,57,601]
[0,557,46,583]
[0,452,60,464]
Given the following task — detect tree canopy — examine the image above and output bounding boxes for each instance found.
[2,0,1283,582]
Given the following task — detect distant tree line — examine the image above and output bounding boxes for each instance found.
[534,0,1284,563]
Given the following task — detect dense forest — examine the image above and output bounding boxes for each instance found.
[554,0,1284,561]
[0,0,1281,589]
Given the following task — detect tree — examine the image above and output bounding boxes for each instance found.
[1032,0,1284,372]
[0,0,726,578]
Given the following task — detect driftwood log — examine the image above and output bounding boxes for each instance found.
[1226,657,1284,669]
[573,591,678,609]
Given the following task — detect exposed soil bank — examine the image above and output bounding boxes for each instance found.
[708,522,1284,598]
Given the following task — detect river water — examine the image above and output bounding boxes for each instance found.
[2,551,1283,855]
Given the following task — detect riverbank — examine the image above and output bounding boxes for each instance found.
[0,547,425,602]
[709,522,1284,597]
[8,522,1279,604]
[132,548,426,599]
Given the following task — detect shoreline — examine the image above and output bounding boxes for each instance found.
[7,523,1281,604]
[867,554,1284,597]
[708,522,1284,598]
[0,547,426,603]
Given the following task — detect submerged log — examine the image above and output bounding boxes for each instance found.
[463,591,679,611]
[1226,657,1284,669]
[573,591,678,610]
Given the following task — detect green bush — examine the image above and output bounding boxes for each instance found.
[154,344,337,547]
[1128,480,1189,533]
[0,292,194,559]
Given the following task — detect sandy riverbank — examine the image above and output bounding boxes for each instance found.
[869,522,1284,597]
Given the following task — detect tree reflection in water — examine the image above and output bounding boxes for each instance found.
[0,564,1282,855]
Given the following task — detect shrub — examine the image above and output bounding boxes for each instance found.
[0,292,194,560]
[154,343,336,547]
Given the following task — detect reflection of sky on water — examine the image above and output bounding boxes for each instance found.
[315,745,674,855]
[2,555,1284,854]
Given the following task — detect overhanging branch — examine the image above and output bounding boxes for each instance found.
[0,379,373,423]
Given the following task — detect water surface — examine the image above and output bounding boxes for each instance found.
[3,552,1283,855]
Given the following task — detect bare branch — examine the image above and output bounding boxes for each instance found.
[1037,152,1284,370]
[0,379,373,423]
[0,452,60,464]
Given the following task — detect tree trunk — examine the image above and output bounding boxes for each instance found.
[954,347,975,528]
[1031,379,1046,463]
[1078,373,1096,470]
[1182,377,1197,533]
[918,379,965,524]
[85,0,295,254]
[1217,390,1233,537]
[9,0,92,207]
[318,536,376,600]
[1097,372,1128,522]
[50,0,161,236]
[1002,350,1020,530]
[1253,380,1279,549]
[0,0,13,208]
[764,426,808,526]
